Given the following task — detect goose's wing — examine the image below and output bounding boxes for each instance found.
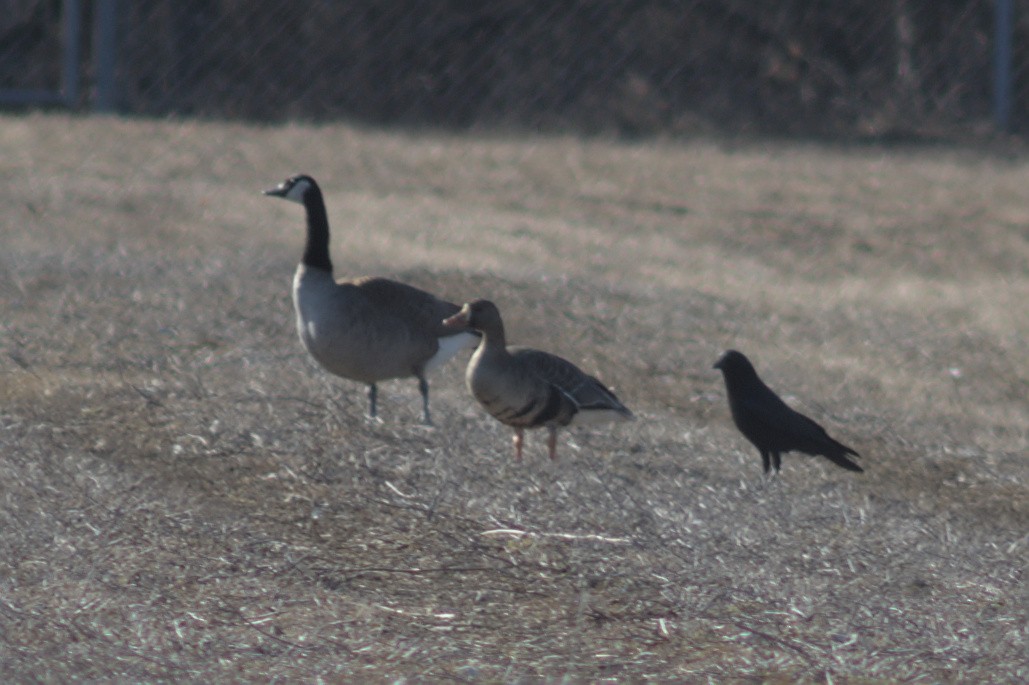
[348,276,469,338]
[511,348,632,421]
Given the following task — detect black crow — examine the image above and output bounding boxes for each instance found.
[713,349,862,474]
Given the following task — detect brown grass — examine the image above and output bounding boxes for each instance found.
[1,113,1027,682]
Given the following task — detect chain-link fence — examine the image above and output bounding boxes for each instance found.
[2,0,1026,138]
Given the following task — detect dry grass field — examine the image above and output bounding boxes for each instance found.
[1,114,1027,682]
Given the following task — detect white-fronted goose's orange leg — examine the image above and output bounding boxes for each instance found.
[547,427,558,460]
[513,429,524,462]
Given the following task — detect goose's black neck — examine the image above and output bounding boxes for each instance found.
[301,185,333,272]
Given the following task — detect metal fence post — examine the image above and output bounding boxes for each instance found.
[993,0,1014,132]
[93,0,119,112]
[61,0,82,106]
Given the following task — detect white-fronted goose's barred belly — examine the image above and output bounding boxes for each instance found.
[443,299,633,461]
[263,174,478,424]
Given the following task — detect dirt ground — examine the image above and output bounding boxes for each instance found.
[1,114,1027,682]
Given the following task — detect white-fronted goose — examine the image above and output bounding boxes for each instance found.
[443,299,633,460]
[264,174,478,424]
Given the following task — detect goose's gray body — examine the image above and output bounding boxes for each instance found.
[293,266,472,384]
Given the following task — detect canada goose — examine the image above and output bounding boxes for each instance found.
[443,299,634,460]
[713,349,862,474]
[263,174,478,424]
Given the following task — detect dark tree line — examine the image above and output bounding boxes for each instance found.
[2,0,1020,137]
